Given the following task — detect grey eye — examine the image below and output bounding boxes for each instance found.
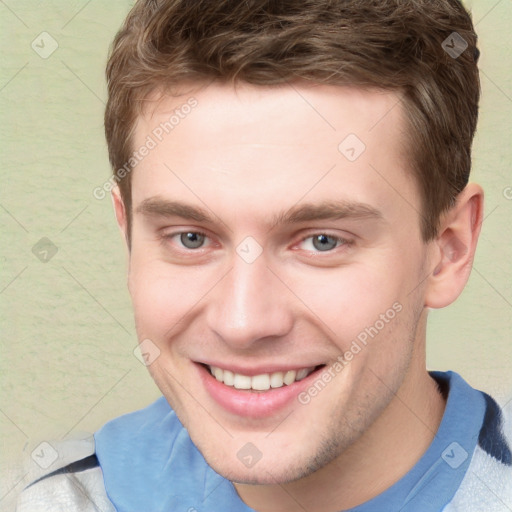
[180,232,205,249]
[312,234,338,251]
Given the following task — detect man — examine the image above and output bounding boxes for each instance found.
[17,0,512,511]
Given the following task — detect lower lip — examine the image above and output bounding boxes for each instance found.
[196,363,324,418]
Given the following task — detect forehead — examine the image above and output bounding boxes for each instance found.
[137,82,405,150]
[130,82,418,231]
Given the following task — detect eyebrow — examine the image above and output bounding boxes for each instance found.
[136,197,213,223]
[135,197,383,229]
[269,201,382,229]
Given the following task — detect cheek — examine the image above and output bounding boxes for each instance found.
[129,257,188,334]
[288,261,405,347]
[128,251,220,338]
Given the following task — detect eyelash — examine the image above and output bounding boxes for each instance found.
[297,233,353,253]
[161,230,353,254]
[162,231,211,249]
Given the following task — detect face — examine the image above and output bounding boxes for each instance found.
[122,82,433,484]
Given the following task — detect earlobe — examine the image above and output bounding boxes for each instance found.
[424,183,484,309]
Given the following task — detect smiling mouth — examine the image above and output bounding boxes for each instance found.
[205,364,325,391]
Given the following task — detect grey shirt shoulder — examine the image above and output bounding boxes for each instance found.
[15,435,115,512]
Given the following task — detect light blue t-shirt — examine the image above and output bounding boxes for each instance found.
[93,371,512,511]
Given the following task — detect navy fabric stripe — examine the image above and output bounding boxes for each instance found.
[478,393,512,465]
[25,453,100,490]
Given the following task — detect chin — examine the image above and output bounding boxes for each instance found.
[199,446,316,486]
[216,464,303,486]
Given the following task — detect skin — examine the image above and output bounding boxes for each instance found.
[112,82,484,512]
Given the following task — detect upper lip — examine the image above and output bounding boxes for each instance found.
[196,361,325,376]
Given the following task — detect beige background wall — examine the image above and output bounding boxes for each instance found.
[1,0,511,507]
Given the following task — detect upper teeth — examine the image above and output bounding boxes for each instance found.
[208,366,315,391]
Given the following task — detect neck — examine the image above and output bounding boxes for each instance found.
[234,344,446,511]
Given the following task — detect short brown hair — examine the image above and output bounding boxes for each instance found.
[104,0,480,242]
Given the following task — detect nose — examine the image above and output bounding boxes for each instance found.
[206,254,294,350]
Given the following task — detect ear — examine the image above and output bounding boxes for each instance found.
[111,186,130,249]
[424,183,484,309]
